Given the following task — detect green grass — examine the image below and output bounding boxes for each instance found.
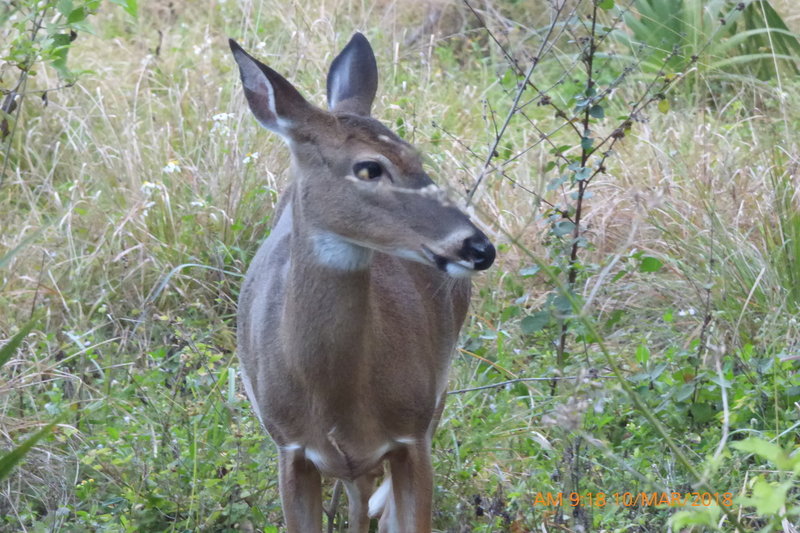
[1,0,799,531]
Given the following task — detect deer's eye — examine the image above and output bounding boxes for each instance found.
[353,161,383,180]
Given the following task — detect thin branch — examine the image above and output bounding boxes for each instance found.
[555,0,601,387]
[433,121,564,211]
[465,57,538,204]
[465,0,583,138]
[0,4,51,189]
[465,0,569,204]
[449,374,614,395]
[325,480,343,533]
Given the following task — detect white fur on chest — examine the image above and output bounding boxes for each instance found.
[312,231,373,271]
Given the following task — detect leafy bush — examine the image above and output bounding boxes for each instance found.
[612,0,800,80]
[1,0,136,165]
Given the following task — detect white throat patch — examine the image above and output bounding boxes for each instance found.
[312,231,373,271]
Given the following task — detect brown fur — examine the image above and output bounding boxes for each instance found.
[231,34,493,532]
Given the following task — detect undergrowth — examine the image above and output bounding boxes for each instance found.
[1,0,798,531]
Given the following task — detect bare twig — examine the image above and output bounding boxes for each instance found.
[449,374,614,394]
[464,0,583,138]
[433,121,560,209]
[325,480,343,533]
[465,0,569,205]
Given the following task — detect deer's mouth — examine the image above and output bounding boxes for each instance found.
[421,245,474,278]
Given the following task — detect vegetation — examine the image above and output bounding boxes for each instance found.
[1,0,798,531]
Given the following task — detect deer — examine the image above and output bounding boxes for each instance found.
[230,32,495,532]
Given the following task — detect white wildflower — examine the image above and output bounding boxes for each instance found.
[211,123,230,136]
[242,151,259,164]
[162,161,180,174]
[141,181,164,196]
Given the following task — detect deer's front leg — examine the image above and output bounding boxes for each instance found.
[380,443,433,533]
[278,447,323,533]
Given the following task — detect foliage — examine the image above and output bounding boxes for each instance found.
[0,0,799,531]
[440,0,800,530]
[762,155,800,311]
[612,0,800,80]
[1,0,136,80]
[0,420,59,483]
[0,317,61,483]
[59,341,280,531]
[0,0,136,183]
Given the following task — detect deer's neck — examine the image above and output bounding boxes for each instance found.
[282,204,375,368]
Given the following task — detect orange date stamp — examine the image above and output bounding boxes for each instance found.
[533,491,734,507]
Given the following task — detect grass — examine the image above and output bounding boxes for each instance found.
[1,0,799,531]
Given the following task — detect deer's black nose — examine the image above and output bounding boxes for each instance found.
[461,233,496,271]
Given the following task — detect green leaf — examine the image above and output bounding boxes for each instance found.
[553,292,574,314]
[740,343,754,361]
[738,478,791,516]
[658,98,670,113]
[521,311,550,334]
[598,0,614,10]
[520,265,540,277]
[581,136,594,151]
[546,176,567,191]
[57,0,74,16]
[671,506,720,528]
[604,309,624,330]
[570,190,593,200]
[0,421,59,481]
[589,105,605,118]
[674,383,694,402]
[732,437,798,471]
[109,0,138,17]
[552,220,575,237]
[639,256,663,273]
[635,343,650,365]
[689,402,714,424]
[49,33,73,79]
[573,97,590,110]
[67,6,87,24]
[500,305,520,321]
[647,363,667,380]
[574,167,591,181]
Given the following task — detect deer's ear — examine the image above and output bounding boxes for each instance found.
[326,33,378,116]
[229,39,313,138]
